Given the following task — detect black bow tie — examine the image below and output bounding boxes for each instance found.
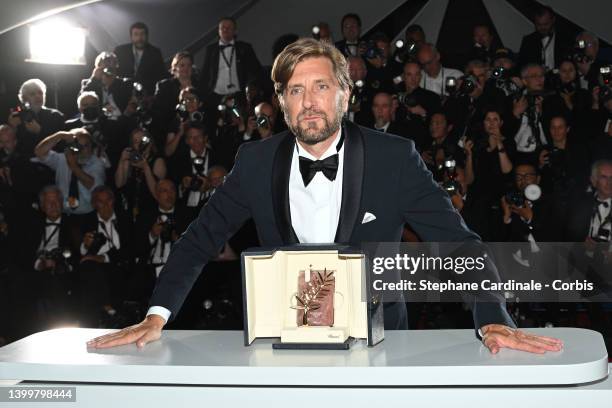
[219,44,234,50]
[597,200,610,209]
[45,222,60,227]
[299,154,339,186]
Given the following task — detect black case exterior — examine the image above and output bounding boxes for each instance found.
[240,244,385,347]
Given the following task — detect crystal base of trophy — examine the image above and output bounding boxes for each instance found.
[241,245,384,349]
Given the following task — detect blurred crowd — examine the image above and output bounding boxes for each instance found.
[0,6,611,345]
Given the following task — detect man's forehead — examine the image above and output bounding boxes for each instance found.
[287,57,335,84]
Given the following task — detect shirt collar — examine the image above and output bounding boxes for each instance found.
[190,148,207,158]
[45,217,61,224]
[159,207,175,214]
[97,213,117,224]
[219,39,235,46]
[295,127,343,161]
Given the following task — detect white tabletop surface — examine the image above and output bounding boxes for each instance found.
[0,327,608,386]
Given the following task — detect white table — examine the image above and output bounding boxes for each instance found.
[0,327,609,407]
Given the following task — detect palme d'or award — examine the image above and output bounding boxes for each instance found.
[292,267,335,327]
[241,246,385,350]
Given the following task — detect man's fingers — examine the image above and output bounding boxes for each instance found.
[87,327,142,349]
[136,329,161,348]
[493,333,547,354]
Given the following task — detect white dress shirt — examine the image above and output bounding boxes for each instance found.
[184,149,210,207]
[34,217,62,269]
[79,214,120,263]
[147,129,345,323]
[214,39,240,95]
[514,115,547,153]
[590,195,612,240]
[541,33,556,71]
[420,67,464,96]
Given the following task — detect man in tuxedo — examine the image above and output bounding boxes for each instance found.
[334,13,364,58]
[77,186,131,325]
[88,38,562,354]
[518,5,573,71]
[371,92,415,144]
[80,52,134,121]
[114,22,167,95]
[6,79,65,158]
[199,17,262,101]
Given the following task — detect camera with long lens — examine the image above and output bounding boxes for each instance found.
[439,158,461,195]
[592,226,611,243]
[393,39,418,64]
[348,80,365,112]
[490,67,520,96]
[131,82,153,128]
[158,215,176,243]
[398,91,418,108]
[66,136,83,154]
[14,102,35,123]
[36,247,72,274]
[217,95,241,121]
[364,40,385,60]
[176,101,204,123]
[129,132,152,163]
[505,190,525,207]
[87,232,107,256]
[571,40,593,65]
[256,114,271,129]
[189,156,207,191]
[312,25,321,40]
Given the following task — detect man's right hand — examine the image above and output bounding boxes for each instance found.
[7,112,21,128]
[86,314,166,349]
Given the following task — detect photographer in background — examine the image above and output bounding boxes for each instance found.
[547,59,592,131]
[468,108,514,206]
[537,116,590,221]
[363,32,402,94]
[417,43,463,97]
[346,56,373,126]
[164,87,206,158]
[335,13,365,58]
[171,122,218,219]
[34,129,106,222]
[7,79,65,158]
[370,92,413,139]
[466,24,502,65]
[0,124,51,220]
[134,179,189,301]
[501,163,557,242]
[80,52,134,122]
[114,22,167,95]
[115,128,166,222]
[573,31,604,90]
[18,185,78,332]
[244,102,277,141]
[78,186,131,326]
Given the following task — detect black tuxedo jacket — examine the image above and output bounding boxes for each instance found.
[80,77,133,114]
[199,41,262,96]
[334,39,361,58]
[134,207,191,261]
[518,30,572,69]
[79,212,131,265]
[565,192,599,242]
[150,121,514,331]
[114,43,167,94]
[18,215,76,271]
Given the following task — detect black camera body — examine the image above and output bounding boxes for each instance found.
[189,156,207,191]
[505,190,525,207]
[129,133,152,163]
[37,247,72,274]
[256,114,270,129]
[571,40,593,65]
[364,40,385,60]
[87,232,108,255]
[592,226,611,243]
[15,102,35,123]
[160,217,176,243]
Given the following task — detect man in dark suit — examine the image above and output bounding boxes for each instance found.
[334,13,364,58]
[518,5,573,71]
[199,17,262,102]
[77,186,131,326]
[88,39,562,354]
[80,52,134,121]
[114,22,167,95]
[370,92,419,146]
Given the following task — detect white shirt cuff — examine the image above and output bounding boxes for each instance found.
[146,306,171,323]
[80,243,87,256]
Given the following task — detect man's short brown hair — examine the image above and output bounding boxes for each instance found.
[272,38,353,96]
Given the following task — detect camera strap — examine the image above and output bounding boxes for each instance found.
[42,224,60,250]
[98,219,116,249]
[220,45,236,88]
[590,199,612,237]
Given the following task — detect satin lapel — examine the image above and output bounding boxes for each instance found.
[335,121,365,243]
[272,132,299,244]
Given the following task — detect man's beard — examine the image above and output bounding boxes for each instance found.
[284,94,345,145]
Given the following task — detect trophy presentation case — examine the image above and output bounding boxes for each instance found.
[240,245,384,349]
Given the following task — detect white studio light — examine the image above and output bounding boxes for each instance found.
[28,20,86,65]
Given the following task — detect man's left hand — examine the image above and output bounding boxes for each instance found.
[480,324,563,354]
[65,150,79,170]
